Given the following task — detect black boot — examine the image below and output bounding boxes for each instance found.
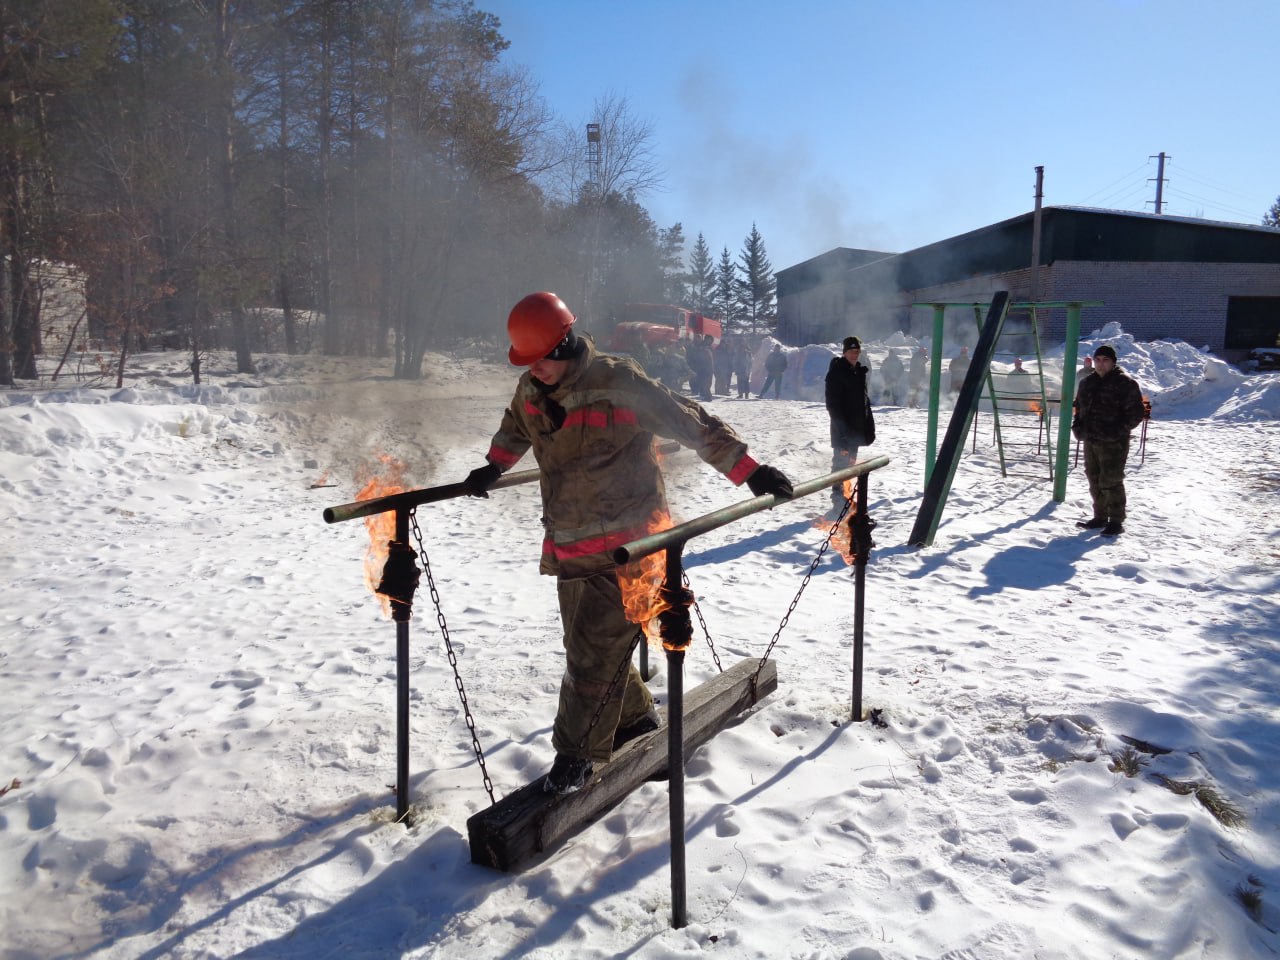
[544,754,593,794]
[1101,519,1124,537]
[613,707,661,751]
[1076,516,1107,529]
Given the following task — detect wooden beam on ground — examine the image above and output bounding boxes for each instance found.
[467,657,778,872]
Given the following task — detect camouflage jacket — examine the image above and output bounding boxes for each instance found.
[1073,366,1145,443]
[484,338,758,576]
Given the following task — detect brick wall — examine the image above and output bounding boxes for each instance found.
[783,258,1280,353]
[906,261,1280,353]
[1036,261,1280,351]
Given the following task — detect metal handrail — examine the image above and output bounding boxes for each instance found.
[612,456,891,564]
[323,441,683,524]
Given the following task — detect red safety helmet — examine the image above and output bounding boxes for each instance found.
[507,291,576,365]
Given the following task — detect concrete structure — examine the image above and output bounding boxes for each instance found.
[776,207,1280,358]
[34,261,89,357]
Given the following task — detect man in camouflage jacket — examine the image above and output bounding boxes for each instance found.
[1072,344,1146,536]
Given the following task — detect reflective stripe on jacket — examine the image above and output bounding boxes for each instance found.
[485,338,757,576]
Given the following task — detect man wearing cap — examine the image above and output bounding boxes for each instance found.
[1072,344,1146,536]
[824,336,876,513]
[463,292,795,794]
[760,343,787,399]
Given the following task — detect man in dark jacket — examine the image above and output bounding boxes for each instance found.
[713,338,733,395]
[734,341,752,398]
[760,344,787,398]
[687,335,714,400]
[1072,344,1146,536]
[824,336,876,512]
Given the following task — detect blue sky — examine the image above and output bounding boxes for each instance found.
[482,0,1279,273]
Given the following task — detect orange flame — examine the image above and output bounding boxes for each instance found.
[354,453,409,618]
[812,479,856,565]
[617,507,675,647]
[1028,399,1043,416]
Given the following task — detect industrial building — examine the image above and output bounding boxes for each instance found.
[776,206,1280,359]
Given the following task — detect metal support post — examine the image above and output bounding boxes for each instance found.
[667,643,686,927]
[926,304,946,484]
[393,509,412,821]
[656,540,692,929]
[1053,303,1084,503]
[850,473,875,721]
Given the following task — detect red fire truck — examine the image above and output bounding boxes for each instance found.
[608,303,723,353]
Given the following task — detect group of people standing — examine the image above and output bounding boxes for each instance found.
[684,335,754,400]
[633,335,790,402]
[874,344,931,406]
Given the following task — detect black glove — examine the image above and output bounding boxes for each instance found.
[463,463,502,498]
[747,464,794,499]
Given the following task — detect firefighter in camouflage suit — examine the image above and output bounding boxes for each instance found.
[464,292,794,794]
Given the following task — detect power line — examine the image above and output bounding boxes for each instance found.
[1092,174,1153,209]
[1164,187,1258,219]
[1162,187,1261,222]
[1167,162,1264,204]
[1110,182,1153,211]
[1078,159,1153,204]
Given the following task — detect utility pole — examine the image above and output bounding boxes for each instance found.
[1030,166,1044,303]
[582,124,603,322]
[1149,152,1168,214]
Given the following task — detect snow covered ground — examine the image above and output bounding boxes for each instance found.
[2,327,1279,959]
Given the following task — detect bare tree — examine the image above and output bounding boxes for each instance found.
[545,94,664,322]
[547,92,662,202]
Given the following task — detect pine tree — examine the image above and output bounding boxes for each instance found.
[1265,195,1280,228]
[657,223,687,305]
[714,246,742,329]
[738,223,776,335]
[688,233,715,314]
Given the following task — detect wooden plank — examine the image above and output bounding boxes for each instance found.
[467,657,778,871]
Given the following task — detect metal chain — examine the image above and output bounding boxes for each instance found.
[575,626,646,755]
[684,573,724,674]
[409,510,495,805]
[752,495,852,688]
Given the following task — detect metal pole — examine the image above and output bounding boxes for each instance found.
[660,541,690,930]
[668,644,686,927]
[926,304,946,484]
[1152,152,1167,214]
[324,468,540,524]
[393,508,411,822]
[324,443,683,525]
[612,459,891,565]
[1030,166,1044,304]
[1052,303,1084,503]
[851,474,869,722]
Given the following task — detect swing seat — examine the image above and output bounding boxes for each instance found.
[466,657,778,871]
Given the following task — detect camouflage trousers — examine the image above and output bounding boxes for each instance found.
[552,573,654,762]
[1083,437,1131,521]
